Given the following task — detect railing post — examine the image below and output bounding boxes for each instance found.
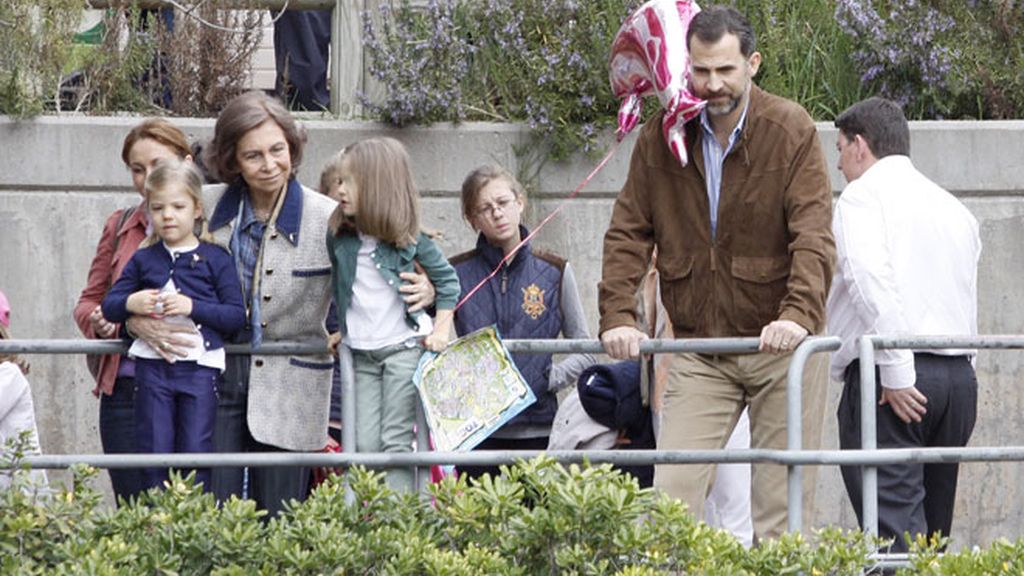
[786,342,805,535]
[858,336,879,538]
[785,336,841,534]
[415,397,430,494]
[339,343,356,503]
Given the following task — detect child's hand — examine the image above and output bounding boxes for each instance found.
[424,309,454,353]
[327,332,342,356]
[422,331,449,353]
[159,293,193,317]
[126,289,162,316]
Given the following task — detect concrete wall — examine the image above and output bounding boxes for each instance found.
[2,116,1024,547]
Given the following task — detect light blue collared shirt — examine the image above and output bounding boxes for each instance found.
[699,102,749,239]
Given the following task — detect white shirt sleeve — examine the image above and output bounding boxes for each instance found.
[0,362,29,426]
[833,187,916,389]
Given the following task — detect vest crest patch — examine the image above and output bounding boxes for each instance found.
[521,283,546,319]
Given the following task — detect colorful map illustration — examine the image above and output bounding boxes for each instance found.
[413,326,535,452]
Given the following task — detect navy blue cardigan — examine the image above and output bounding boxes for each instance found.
[102,242,246,351]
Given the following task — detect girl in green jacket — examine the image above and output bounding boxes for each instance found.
[325,137,460,492]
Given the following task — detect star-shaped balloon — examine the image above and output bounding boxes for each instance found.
[609,0,704,166]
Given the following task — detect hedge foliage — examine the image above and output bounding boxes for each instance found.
[0,0,262,117]
[362,0,1024,159]
[4,449,1024,574]
[5,2,1024,146]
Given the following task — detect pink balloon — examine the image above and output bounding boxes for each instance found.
[609,0,704,167]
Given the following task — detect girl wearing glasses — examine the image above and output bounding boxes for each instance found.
[450,165,595,480]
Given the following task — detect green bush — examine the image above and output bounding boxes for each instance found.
[5,448,1024,574]
[734,0,866,120]
[0,0,82,117]
[0,1,262,117]
[833,0,1024,121]
[356,0,870,158]
[5,0,1024,136]
[936,1,1024,120]
[362,0,640,161]
[361,0,1024,159]
[899,533,1024,575]
[69,5,161,115]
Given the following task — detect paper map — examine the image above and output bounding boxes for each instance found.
[413,326,535,452]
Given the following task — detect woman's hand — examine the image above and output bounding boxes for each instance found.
[399,271,436,313]
[125,315,197,362]
[88,305,118,339]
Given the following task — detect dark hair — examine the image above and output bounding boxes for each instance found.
[686,5,757,57]
[189,142,217,184]
[319,151,343,196]
[204,91,306,185]
[120,118,191,166]
[834,97,910,158]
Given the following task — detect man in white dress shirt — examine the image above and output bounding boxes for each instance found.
[827,97,981,552]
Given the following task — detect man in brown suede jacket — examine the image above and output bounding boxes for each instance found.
[599,6,835,542]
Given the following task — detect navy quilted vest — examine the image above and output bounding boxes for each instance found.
[453,228,564,428]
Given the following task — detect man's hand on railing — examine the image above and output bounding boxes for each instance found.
[125,315,196,362]
[759,320,808,354]
[600,326,647,359]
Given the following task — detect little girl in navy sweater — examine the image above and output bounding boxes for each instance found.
[103,158,246,492]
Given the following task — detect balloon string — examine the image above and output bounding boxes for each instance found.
[454,138,624,312]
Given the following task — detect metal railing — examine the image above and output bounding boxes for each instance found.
[784,335,840,532]
[1,337,837,522]
[5,335,1024,559]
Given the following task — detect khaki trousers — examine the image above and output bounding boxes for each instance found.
[655,350,828,542]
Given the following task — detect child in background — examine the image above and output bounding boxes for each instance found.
[102,159,246,492]
[317,160,345,445]
[326,137,460,492]
[451,165,595,480]
[0,291,48,494]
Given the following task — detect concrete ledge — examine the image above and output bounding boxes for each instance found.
[4,116,1023,195]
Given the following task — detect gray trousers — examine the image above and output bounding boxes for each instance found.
[352,341,423,493]
[839,354,977,552]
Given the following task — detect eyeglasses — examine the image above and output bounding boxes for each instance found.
[473,196,517,219]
